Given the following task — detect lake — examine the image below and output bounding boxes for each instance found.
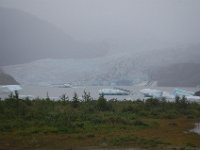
[1,85,198,101]
[190,123,200,135]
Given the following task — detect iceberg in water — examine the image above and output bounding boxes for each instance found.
[0,85,22,93]
[162,91,175,100]
[172,88,200,101]
[173,88,194,97]
[99,88,130,95]
[50,83,72,88]
[140,88,200,102]
[140,89,163,98]
[185,95,200,101]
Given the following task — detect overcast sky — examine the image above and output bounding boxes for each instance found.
[1,0,200,50]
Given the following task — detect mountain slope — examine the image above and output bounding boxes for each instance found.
[151,63,200,87]
[0,7,108,66]
[0,69,19,85]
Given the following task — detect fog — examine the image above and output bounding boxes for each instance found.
[1,2,200,148]
[1,0,200,86]
[1,0,200,52]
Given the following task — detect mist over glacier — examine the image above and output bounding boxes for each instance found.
[1,1,200,86]
[3,44,200,86]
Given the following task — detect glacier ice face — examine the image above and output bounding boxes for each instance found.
[3,54,148,85]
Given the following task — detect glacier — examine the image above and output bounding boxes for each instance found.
[3,54,148,86]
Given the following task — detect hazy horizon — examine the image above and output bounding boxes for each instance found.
[1,0,200,55]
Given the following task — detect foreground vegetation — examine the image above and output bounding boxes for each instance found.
[0,91,200,150]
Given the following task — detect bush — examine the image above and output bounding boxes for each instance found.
[96,94,112,111]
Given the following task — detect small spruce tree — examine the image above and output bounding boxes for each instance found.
[14,90,19,99]
[82,90,92,102]
[96,94,108,111]
[72,92,79,108]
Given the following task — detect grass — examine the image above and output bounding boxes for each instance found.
[0,93,200,149]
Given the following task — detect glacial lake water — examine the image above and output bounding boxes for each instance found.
[190,123,200,135]
[0,85,198,101]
